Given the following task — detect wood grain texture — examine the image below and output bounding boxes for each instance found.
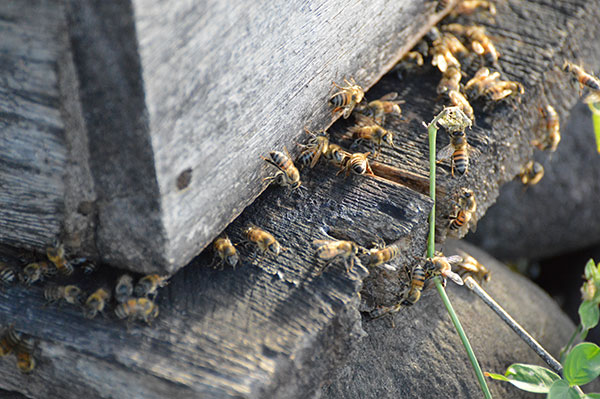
[66,0,454,273]
[0,1,97,258]
[0,165,431,398]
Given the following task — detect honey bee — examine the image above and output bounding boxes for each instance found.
[0,263,15,286]
[44,284,82,305]
[429,29,463,73]
[313,239,364,276]
[563,61,600,92]
[356,92,404,125]
[349,116,395,155]
[485,80,524,101]
[395,51,425,80]
[21,262,49,285]
[533,105,560,152]
[438,66,462,95]
[297,128,330,169]
[71,257,97,274]
[450,0,497,17]
[134,274,170,300]
[448,90,474,122]
[424,254,465,286]
[454,249,490,284]
[115,274,134,303]
[435,0,451,13]
[46,242,73,276]
[518,161,544,186]
[0,325,20,356]
[337,152,374,177]
[212,236,239,269]
[448,188,477,236]
[443,24,499,64]
[115,297,159,325]
[403,264,427,305]
[324,144,349,167]
[329,78,365,118]
[437,130,470,177]
[15,333,35,373]
[464,67,501,96]
[244,226,283,257]
[84,288,111,319]
[263,149,301,190]
[367,242,402,268]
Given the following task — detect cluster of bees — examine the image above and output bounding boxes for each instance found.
[0,243,169,373]
[223,0,600,318]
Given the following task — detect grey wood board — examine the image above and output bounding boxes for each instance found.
[67,0,454,273]
[326,0,600,245]
[0,165,432,398]
[0,1,66,250]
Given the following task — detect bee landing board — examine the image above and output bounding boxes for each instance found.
[0,0,457,274]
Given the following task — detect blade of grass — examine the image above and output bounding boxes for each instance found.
[587,102,600,154]
[426,109,492,399]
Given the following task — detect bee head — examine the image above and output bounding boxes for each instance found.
[269,241,282,256]
[226,253,239,267]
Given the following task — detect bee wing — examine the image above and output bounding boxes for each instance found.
[355,113,377,126]
[469,220,478,234]
[379,92,399,101]
[436,144,455,162]
[380,263,398,272]
[442,269,464,285]
[444,255,464,265]
[583,91,600,105]
[312,239,333,247]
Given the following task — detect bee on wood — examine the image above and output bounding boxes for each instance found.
[337,152,374,177]
[485,80,524,102]
[438,66,463,96]
[443,24,499,64]
[70,257,98,274]
[262,148,301,190]
[424,254,464,286]
[448,90,474,122]
[0,325,21,356]
[329,78,365,118]
[464,67,500,95]
[44,284,82,306]
[450,0,496,17]
[532,105,560,152]
[297,128,330,169]
[324,144,349,167]
[437,129,471,177]
[367,242,402,269]
[115,274,134,303]
[0,263,15,287]
[84,288,111,319]
[448,188,477,236]
[518,161,544,186]
[313,239,365,277]
[563,61,600,92]
[356,92,404,125]
[134,274,169,300]
[349,116,395,156]
[403,264,427,305]
[454,249,490,284]
[244,226,283,258]
[46,242,73,276]
[429,28,462,73]
[21,261,55,286]
[395,51,425,80]
[435,0,451,13]
[212,236,239,269]
[115,297,159,325]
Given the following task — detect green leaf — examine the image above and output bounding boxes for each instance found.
[588,103,600,154]
[564,343,600,386]
[548,380,581,399]
[583,394,600,398]
[579,301,600,331]
[584,259,598,281]
[485,364,561,393]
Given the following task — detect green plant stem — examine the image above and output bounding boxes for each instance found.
[427,115,492,399]
[561,325,583,362]
[588,102,600,153]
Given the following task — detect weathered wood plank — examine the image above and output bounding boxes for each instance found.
[0,164,431,398]
[65,0,453,273]
[0,1,96,256]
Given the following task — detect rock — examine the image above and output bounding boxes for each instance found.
[319,240,584,398]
